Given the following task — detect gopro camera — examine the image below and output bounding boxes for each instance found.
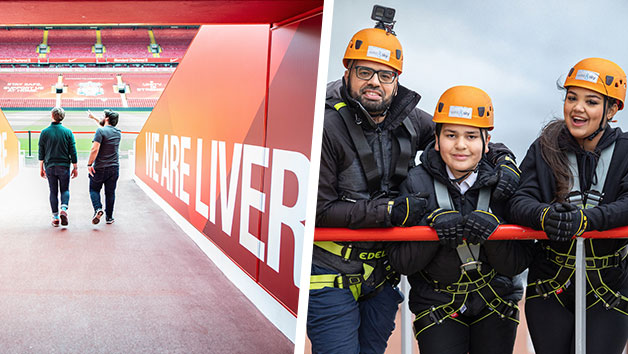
[371,5,395,25]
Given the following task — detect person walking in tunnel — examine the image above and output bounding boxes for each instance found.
[39,106,78,227]
[87,109,121,225]
[387,86,532,354]
[308,6,521,353]
[509,57,628,354]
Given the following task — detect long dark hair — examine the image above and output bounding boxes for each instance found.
[539,95,618,202]
[539,119,571,202]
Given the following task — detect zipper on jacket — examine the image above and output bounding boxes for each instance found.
[341,195,357,203]
[376,126,386,192]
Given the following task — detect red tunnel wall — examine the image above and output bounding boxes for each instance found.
[135,15,321,315]
[0,109,19,190]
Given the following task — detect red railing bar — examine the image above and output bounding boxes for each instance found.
[314,225,628,241]
[14,130,139,134]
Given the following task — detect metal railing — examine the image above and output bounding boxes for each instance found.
[314,225,628,354]
[13,130,140,156]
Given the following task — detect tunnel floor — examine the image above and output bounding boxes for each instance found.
[0,159,293,353]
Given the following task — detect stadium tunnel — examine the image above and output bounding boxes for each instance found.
[0,1,323,352]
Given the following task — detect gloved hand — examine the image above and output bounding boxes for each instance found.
[463,210,502,244]
[540,202,588,241]
[388,193,430,227]
[427,208,464,248]
[493,156,521,201]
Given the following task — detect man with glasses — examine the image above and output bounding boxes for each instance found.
[308,10,521,354]
[86,109,121,225]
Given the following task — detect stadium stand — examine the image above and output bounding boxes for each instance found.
[122,73,169,98]
[0,28,42,58]
[61,97,123,107]
[0,73,58,99]
[152,28,196,58]
[101,28,151,58]
[61,73,119,98]
[47,29,96,58]
[0,26,193,108]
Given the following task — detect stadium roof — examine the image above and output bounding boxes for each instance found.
[0,1,323,25]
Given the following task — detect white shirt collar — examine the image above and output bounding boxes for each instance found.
[446,166,478,195]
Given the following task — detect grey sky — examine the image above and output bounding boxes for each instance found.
[327,0,628,160]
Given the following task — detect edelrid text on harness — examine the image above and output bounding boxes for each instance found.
[310,241,398,301]
[309,101,417,301]
[529,141,628,315]
[412,179,519,336]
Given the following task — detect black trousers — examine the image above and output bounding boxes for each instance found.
[526,295,628,354]
[415,311,518,354]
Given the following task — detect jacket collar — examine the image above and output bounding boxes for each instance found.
[419,141,498,193]
[327,78,422,131]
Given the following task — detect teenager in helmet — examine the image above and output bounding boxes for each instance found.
[509,57,628,353]
[386,86,532,354]
[308,8,522,353]
[308,9,522,353]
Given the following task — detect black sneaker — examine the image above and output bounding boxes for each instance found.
[106,218,115,224]
[59,209,68,226]
[92,209,104,224]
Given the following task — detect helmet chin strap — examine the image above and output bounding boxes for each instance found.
[585,96,608,141]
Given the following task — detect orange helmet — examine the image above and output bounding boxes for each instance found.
[564,57,626,110]
[343,28,403,73]
[433,86,494,130]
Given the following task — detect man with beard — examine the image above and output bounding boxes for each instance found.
[86,109,121,225]
[307,7,522,354]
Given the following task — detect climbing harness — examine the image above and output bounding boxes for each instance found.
[413,179,519,336]
[528,142,628,315]
[309,100,417,300]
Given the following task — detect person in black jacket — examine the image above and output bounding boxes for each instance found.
[308,12,522,354]
[509,57,628,354]
[387,86,532,354]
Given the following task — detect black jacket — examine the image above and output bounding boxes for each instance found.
[313,79,433,274]
[314,79,515,275]
[387,145,532,315]
[509,125,628,290]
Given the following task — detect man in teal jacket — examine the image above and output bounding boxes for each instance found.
[39,107,78,226]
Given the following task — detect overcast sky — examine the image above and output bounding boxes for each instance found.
[326,0,628,160]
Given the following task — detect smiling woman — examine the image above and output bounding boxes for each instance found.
[508,57,628,354]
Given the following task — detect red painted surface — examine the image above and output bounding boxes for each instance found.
[135,14,322,315]
[0,109,19,190]
[315,225,628,241]
[0,1,322,25]
[258,15,322,311]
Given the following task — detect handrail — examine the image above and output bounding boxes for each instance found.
[14,130,139,134]
[314,225,628,241]
[314,225,628,354]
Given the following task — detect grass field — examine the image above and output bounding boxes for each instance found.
[6,109,149,156]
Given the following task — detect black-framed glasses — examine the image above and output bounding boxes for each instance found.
[354,65,398,84]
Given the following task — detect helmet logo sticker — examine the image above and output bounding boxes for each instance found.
[575,69,600,84]
[366,45,391,62]
[448,106,473,119]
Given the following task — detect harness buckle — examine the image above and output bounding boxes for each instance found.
[460,261,482,272]
[427,306,440,324]
[584,190,604,207]
[535,280,550,298]
[604,292,622,310]
[341,245,352,262]
[566,191,584,208]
